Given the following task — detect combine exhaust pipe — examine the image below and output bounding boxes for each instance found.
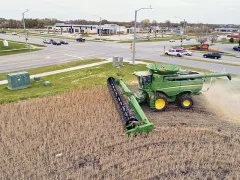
[107,77,153,135]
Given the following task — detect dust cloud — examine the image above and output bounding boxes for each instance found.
[203,78,240,123]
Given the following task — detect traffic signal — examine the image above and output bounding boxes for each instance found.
[91,26,92,30]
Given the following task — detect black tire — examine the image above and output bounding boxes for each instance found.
[178,94,193,109]
[203,55,207,58]
[177,54,181,57]
[215,57,218,59]
[165,52,168,55]
[154,92,168,112]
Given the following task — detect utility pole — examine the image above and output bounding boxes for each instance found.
[92,15,102,40]
[99,16,102,40]
[132,6,152,64]
[22,9,29,47]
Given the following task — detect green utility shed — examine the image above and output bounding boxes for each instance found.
[7,72,30,90]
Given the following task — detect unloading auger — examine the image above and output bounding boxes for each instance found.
[107,77,154,135]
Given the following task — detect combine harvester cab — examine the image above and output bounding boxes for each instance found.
[133,64,231,111]
[107,63,231,134]
[107,77,154,135]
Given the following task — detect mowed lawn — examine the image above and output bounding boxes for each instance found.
[0,62,148,103]
[0,39,26,50]
[0,39,45,56]
[0,59,102,81]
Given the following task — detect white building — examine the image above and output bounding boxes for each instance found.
[46,23,121,35]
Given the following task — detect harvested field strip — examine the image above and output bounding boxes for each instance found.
[0,87,239,179]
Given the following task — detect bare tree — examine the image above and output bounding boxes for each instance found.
[208,35,218,44]
[165,20,171,28]
[196,36,208,44]
[151,20,158,26]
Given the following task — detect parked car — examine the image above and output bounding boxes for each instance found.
[43,39,51,44]
[76,37,85,42]
[52,39,61,45]
[60,40,68,44]
[0,31,6,34]
[49,38,54,43]
[233,46,240,51]
[182,50,193,56]
[186,38,191,41]
[169,39,175,42]
[12,32,17,35]
[203,52,221,59]
[165,49,183,57]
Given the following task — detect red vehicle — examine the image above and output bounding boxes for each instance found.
[227,35,240,39]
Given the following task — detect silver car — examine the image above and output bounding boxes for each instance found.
[43,39,51,44]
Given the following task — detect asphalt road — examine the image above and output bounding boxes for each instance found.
[0,34,240,75]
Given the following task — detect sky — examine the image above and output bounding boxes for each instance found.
[1,0,239,24]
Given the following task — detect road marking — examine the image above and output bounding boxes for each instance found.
[63,54,84,60]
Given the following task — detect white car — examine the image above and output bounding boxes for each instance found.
[165,49,183,57]
[169,39,175,42]
[43,39,51,44]
[182,50,193,56]
[12,32,17,35]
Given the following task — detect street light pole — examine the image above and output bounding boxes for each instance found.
[181,19,186,47]
[132,6,152,64]
[22,9,29,47]
[174,16,186,47]
[132,10,137,64]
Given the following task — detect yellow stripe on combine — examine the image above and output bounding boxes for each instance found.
[157,84,202,91]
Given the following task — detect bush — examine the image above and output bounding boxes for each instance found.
[229,38,234,43]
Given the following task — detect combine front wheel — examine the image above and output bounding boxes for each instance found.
[155,93,168,111]
[178,94,193,109]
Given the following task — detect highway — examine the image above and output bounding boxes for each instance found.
[0,34,240,75]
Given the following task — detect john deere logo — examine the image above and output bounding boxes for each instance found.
[160,66,166,71]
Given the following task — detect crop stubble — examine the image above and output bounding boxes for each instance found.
[0,86,239,179]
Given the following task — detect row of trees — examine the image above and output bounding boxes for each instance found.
[0,18,60,28]
[1,18,238,33]
[196,35,218,44]
[0,17,215,30]
[196,35,240,45]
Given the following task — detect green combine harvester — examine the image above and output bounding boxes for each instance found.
[107,63,231,135]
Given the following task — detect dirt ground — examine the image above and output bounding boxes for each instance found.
[0,85,239,179]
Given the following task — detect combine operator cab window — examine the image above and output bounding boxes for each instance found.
[142,75,152,87]
[137,77,143,88]
[138,75,152,88]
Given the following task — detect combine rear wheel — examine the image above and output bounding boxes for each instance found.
[178,94,193,109]
[155,92,168,111]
